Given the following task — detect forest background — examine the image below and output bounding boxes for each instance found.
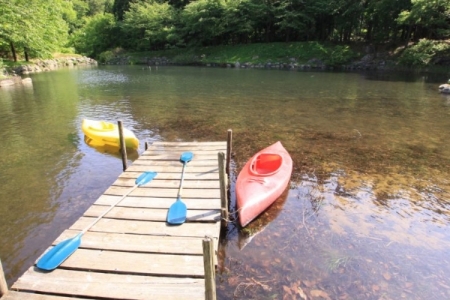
[0,0,450,71]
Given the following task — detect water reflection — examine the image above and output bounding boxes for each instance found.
[236,188,289,250]
[83,135,140,160]
[0,66,449,300]
[218,171,450,299]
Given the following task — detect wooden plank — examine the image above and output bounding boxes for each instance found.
[145,149,226,155]
[131,159,219,167]
[54,230,216,255]
[112,177,220,189]
[8,141,225,300]
[118,171,219,181]
[104,186,220,198]
[139,153,223,161]
[95,195,221,209]
[2,291,93,300]
[152,141,226,145]
[52,249,204,276]
[83,206,221,222]
[124,165,219,173]
[12,268,205,300]
[70,217,221,238]
[152,141,226,148]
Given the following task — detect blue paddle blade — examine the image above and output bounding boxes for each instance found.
[180,152,193,163]
[167,197,187,225]
[36,233,82,271]
[135,171,157,186]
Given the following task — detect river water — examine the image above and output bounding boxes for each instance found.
[0,65,449,299]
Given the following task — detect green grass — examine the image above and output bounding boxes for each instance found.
[123,42,359,66]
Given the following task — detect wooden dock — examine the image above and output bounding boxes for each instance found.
[3,141,228,300]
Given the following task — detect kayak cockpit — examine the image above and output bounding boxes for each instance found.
[250,153,282,175]
[89,121,115,132]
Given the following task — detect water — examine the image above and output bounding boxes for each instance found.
[0,65,449,299]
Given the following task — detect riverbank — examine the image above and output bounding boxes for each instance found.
[2,41,449,79]
[1,56,97,78]
[101,41,450,73]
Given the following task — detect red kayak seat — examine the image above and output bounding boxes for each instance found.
[251,154,282,175]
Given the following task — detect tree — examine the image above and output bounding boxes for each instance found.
[181,0,226,46]
[0,0,70,61]
[363,0,410,43]
[274,0,317,42]
[397,0,450,43]
[122,0,177,50]
[70,13,116,57]
[112,0,133,21]
[221,0,256,44]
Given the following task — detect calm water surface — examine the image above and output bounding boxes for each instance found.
[0,66,449,299]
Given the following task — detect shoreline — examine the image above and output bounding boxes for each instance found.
[0,56,97,87]
[2,52,449,82]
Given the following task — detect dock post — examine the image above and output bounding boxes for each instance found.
[202,237,216,300]
[218,152,228,227]
[0,259,8,297]
[117,121,128,171]
[226,129,232,175]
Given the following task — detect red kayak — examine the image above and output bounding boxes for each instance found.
[236,141,293,227]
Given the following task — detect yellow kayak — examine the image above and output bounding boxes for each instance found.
[82,119,139,149]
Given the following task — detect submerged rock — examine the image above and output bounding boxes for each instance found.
[438,83,450,93]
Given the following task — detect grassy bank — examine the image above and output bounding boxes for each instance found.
[102,42,360,67]
[102,40,450,73]
[3,40,450,75]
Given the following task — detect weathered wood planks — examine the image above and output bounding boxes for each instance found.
[8,141,226,299]
[11,269,205,300]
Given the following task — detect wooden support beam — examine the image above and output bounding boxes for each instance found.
[226,129,232,175]
[203,237,216,300]
[218,152,228,228]
[118,120,128,171]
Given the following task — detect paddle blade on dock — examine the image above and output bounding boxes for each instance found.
[167,198,187,225]
[36,233,82,271]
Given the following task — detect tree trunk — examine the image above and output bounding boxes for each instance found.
[404,25,412,48]
[285,28,290,42]
[24,48,29,62]
[10,42,17,62]
[366,21,373,41]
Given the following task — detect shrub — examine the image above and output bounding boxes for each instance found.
[324,45,357,66]
[398,39,450,66]
[98,50,115,63]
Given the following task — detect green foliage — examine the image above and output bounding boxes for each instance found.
[0,58,4,78]
[181,0,227,46]
[70,13,116,57]
[97,50,114,63]
[397,0,450,39]
[274,0,313,41]
[398,39,450,66]
[0,0,449,66]
[122,1,177,50]
[112,0,132,21]
[324,45,357,66]
[0,0,70,59]
[126,42,357,66]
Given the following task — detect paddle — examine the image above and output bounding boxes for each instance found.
[36,171,158,271]
[166,152,194,225]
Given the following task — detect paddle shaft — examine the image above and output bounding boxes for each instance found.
[177,161,187,199]
[81,183,139,235]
